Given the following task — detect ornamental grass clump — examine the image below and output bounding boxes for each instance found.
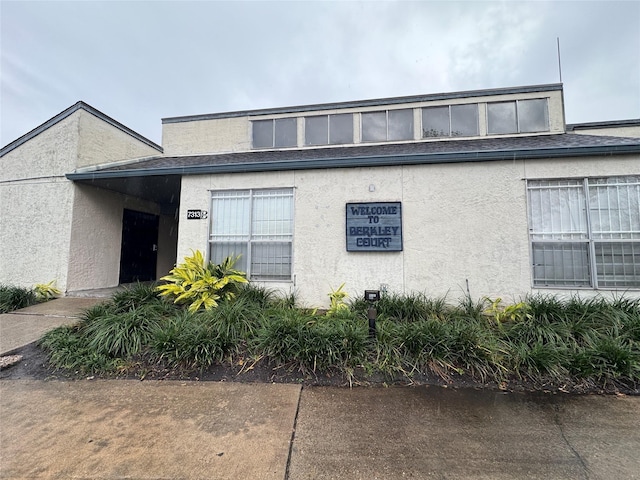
[252,309,368,373]
[0,285,37,313]
[151,310,235,369]
[156,251,248,312]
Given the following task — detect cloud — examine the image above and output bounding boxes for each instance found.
[1,0,638,147]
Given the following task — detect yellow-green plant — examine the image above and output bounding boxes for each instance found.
[33,280,61,302]
[327,283,349,316]
[156,251,248,312]
[484,297,531,323]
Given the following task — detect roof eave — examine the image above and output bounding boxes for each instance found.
[66,143,640,181]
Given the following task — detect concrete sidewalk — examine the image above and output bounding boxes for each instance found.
[1,380,639,479]
[0,297,106,355]
[1,297,639,479]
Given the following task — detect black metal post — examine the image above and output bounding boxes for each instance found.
[367,305,377,339]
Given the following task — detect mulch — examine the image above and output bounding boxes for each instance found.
[1,342,638,396]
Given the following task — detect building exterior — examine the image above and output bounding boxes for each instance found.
[1,84,639,306]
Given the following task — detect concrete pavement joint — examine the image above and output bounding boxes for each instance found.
[6,312,80,318]
[284,384,304,480]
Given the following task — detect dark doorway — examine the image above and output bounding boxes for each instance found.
[119,209,159,284]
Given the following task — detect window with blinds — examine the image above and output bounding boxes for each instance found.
[527,176,640,289]
[209,188,294,281]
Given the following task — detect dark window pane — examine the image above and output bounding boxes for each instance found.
[252,120,273,148]
[362,111,387,142]
[251,242,292,280]
[487,102,517,134]
[210,242,248,272]
[422,106,450,137]
[532,242,590,287]
[305,116,328,145]
[329,114,353,144]
[594,242,640,288]
[451,104,478,136]
[274,118,297,147]
[388,109,413,141]
[519,99,549,133]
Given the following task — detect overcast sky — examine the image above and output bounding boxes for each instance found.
[1,0,639,148]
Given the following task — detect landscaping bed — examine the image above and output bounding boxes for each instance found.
[2,283,639,395]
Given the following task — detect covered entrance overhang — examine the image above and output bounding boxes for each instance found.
[64,170,182,291]
[66,172,181,215]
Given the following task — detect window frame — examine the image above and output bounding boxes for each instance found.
[421,104,479,138]
[361,108,414,142]
[487,98,549,135]
[304,113,354,146]
[251,118,298,149]
[527,176,640,290]
[209,188,294,282]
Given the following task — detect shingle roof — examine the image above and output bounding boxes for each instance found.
[68,133,640,180]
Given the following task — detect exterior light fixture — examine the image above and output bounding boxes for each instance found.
[364,290,380,338]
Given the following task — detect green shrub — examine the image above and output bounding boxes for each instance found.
[151,310,234,368]
[508,341,569,380]
[253,310,368,373]
[40,325,123,374]
[236,284,277,309]
[569,334,640,380]
[82,308,162,358]
[0,285,37,313]
[394,319,456,373]
[157,251,248,312]
[33,280,61,302]
[111,283,165,312]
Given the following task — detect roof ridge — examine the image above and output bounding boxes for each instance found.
[1,101,162,156]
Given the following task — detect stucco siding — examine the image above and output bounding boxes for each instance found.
[157,213,179,278]
[0,114,79,182]
[401,161,531,300]
[66,185,166,292]
[0,180,74,290]
[163,117,251,156]
[177,154,639,308]
[76,110,161,168]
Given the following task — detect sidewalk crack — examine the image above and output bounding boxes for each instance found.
[284,384,303,480]
[553,407,593,480]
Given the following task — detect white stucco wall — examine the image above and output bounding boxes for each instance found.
[177,153,639,308]
[0,180,74,289]
[0,114,80,290]
[77,110,162,168]
[157,213,179,278]
[66,185,173,293]
[1,105,172,293]
[0,114,79,183]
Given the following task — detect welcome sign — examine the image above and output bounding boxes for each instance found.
[346,202,403,252]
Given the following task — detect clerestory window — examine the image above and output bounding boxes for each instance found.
[252,118,297,148]
[487,98,549,134]
[422,104,479,138]
[305,114,353,146]
[361,109,414,142]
